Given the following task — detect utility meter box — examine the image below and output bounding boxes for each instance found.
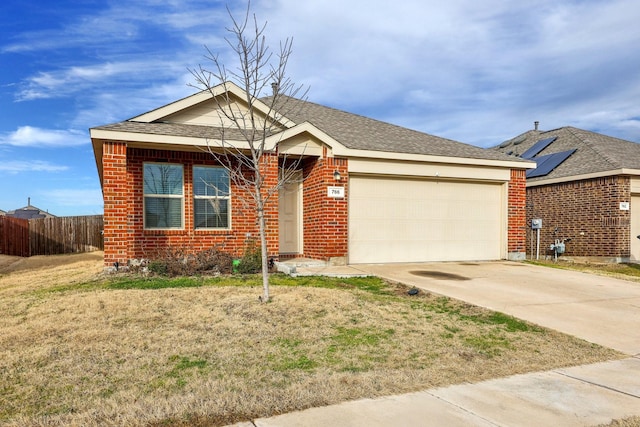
[531,218,542,230]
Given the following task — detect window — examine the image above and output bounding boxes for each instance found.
[193,166,230,229]
[143,163,183,229]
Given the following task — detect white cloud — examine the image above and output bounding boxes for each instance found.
[0,160,68,174]
[245,0,640,146]
[7,0,640,149]
[16,60,190,101]
[0,127,87,147]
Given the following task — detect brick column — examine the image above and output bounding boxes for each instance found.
[260,152,280,257]
[507,169,527,260]
[102,141,128,268]
[303,156,348,264]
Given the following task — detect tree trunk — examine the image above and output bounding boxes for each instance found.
[257,204,270,303]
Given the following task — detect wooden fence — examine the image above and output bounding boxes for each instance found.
[0,216,29,257]
[0,215,103,257]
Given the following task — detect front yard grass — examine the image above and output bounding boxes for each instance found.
[0,253,624,426]
[528,259,640,281]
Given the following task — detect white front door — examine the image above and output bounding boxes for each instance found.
[279,172,302,254]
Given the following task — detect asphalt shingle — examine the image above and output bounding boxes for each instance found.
[493,126,640,181]
[270,96,520,161]
[94,95,524,163]
[92,121,253,141]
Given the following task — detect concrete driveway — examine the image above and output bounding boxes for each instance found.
[357,261,640,356]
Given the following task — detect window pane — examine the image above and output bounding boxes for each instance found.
[145,197,183,228]
[144,164,183,195]
[194,167,229,197]
[195,199,229,228]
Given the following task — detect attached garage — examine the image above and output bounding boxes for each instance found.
[348,175,505,263]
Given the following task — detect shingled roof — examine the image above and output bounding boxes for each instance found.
[92,121,263,142]
[493,126,640,182]
[93,90,524,163]
[265,96,520,162]
[5,199,55,219]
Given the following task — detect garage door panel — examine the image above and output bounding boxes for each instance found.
[349,176,503,263]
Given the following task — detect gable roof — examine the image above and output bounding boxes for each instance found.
[90,82,532,184]
[264,96,523,162]
[494,126,640,184]
[6,203,55,220]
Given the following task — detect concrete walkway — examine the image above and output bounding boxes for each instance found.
[229,261,640,426]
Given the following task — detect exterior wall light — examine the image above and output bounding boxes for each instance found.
[333,170,342,181]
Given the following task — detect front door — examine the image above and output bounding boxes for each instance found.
[279,171,302,254]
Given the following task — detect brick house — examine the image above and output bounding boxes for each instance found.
[90,82,532,269]
[495,125,640,262]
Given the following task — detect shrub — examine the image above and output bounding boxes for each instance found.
[146,247,233,277]
[236,239,262,274]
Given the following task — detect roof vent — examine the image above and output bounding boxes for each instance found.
[534,121,539,131]
[512,135,526,145]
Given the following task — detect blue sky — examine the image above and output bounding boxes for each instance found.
[1,0,640,216]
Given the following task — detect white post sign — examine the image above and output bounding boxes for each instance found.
[328,186,345,198]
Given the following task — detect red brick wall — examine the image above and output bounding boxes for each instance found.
[102,142,128,266]
[507,169,527,259]
[258,152,280,256]
[526,176,631,259]
[101,144,278,267]
[302,156,348,261]
[102,142,522,265]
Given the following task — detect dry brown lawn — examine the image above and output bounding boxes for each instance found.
[598,417,640,427]
[529,258,640,283]
[0,253,624,426]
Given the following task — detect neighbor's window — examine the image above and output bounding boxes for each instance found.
[193,166,230,229]
[143,163,184,229]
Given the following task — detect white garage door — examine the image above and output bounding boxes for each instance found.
[349,176,504,263]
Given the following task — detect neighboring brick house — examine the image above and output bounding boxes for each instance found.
[90,82,532,269]
[495,125,640,262]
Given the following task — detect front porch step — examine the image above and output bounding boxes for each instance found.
[275,258,326,275]
[274,258,369,278]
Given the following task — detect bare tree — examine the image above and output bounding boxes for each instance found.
[190,3,307,302]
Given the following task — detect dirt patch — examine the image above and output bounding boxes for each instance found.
[0,255,23,272]
[0,251,104,296]
[409,270,471,281]
[0,251,103,275]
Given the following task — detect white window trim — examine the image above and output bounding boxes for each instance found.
[193,165,232,230]
[143,162,185,230]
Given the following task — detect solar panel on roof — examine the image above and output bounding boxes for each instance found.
[526,149,576,178]
[521,137,557,159]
